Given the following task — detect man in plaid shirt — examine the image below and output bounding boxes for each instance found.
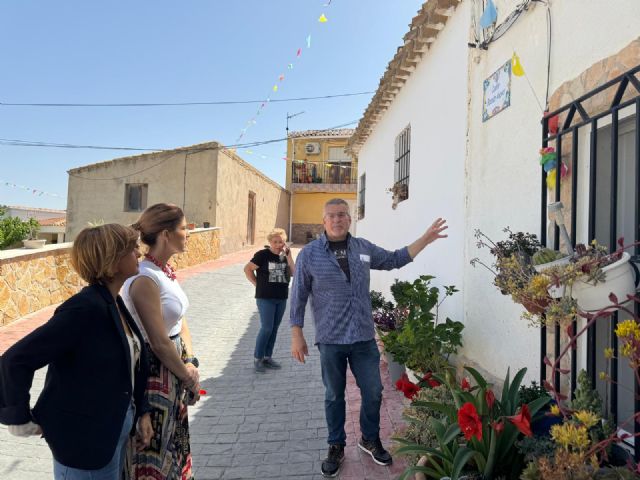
[290,198,447,477]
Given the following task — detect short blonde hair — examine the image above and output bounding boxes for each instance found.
[267,228,287,242]
[71,224,139,284]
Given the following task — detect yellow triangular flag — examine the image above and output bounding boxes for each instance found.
[512,52,525,77]
[273,85,278,92]
[319,13,328,23]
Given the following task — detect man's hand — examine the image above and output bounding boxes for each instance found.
[291,327,309,363]
[424,217,448,245]
[408,217,448,258]
[135,413,153,452]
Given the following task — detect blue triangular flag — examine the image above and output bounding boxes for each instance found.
[479,0,497,29]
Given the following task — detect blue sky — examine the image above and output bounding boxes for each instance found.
[0,1,423,210]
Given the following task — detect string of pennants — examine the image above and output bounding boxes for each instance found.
[1,180,62,198]
[234,3,332,143]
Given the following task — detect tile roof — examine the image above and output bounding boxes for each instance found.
[288,128,355,139]
[347,0,461,156]
[38,216,66,227]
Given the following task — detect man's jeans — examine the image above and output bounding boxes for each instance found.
[317,339,383,445]
[254,298,287,359]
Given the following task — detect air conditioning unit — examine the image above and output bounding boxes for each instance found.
[305,142,321,155]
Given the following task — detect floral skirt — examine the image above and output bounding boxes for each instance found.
[130,335,194,480]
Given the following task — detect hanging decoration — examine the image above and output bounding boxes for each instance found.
[479,0,498,29]
[233,3,330,144]
[539,147,568,189]
[511,52,524,77]
[1,180,62,198]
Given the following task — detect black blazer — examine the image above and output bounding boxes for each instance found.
[0,284,150,470]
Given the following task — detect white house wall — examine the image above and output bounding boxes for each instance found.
[356,1,471,332]
[464,0,640,382]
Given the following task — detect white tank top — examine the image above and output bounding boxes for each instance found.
[121,260,189,341]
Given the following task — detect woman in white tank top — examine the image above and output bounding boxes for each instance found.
[121,203,200,480]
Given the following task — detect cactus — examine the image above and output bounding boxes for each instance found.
[532,248,566,266]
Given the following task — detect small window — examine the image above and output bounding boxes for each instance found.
[124,184,148,212]
[394,125,410,203]
[358,173,366,219]
[328,147,350,163]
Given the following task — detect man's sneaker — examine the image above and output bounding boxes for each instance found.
[263,358,282,369]
[254,359,266,373]
[320,444,344,477]
[358,437,393,466]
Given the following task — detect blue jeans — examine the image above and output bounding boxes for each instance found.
[53,402,135,480]
[254,298,287,359]
[317,339,383,445]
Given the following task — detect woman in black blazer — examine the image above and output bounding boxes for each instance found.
[0,224,153,480]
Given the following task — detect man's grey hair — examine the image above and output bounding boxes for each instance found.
[323,198,350,217]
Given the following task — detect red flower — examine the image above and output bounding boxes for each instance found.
[395,373,421,400]
[461,377,471,391]
[458,402,482,441]
[490,420,504,434]
[485,389,495,410]
[506,404,533,437]
[422,372,441,388]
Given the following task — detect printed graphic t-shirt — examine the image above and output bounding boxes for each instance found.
[328,238,350,282]
[250,248,290,299]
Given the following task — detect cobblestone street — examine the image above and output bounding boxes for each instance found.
[0,250,407,479]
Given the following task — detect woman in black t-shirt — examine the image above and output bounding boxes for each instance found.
[243,228,295,373]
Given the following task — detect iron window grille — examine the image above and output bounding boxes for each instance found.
[539,64,640,458]
[394,125,411,203]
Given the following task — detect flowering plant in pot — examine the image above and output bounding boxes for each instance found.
[373,276,463,376]
[395,366,551,480]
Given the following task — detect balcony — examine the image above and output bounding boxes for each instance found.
[290,161,357,193]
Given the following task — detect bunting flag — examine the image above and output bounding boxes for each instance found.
[1,180,62,198]
[479,0,497,29]
[233,2,331,144]
[511,52,524,77]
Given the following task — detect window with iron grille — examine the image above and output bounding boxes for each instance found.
[394,125,410,203]
[539,65,640,458]
[358,173,366,219]
[124,183,148,212]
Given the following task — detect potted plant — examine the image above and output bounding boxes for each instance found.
[395,366,551,480]
[371,290,408,382]
[373,276,464,378]
[22,220,45,249]
[387,182,409,209]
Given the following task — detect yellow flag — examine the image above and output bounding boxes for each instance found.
[546,169,556,189]
[319,13,328,23]
[512,52,525,77]
[273,85,278,92]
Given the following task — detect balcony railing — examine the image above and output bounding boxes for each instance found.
[291,161,357,185]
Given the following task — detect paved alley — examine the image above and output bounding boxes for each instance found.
[0,251,408,480]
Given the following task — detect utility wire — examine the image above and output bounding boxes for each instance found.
[0,91,374,108]
[47,119,360,181]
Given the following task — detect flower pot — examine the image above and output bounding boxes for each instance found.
[22,239,46,249]
[203,222,210,228]
[534,255,570,273]
[521,296,550,315]
[570,252,636,311]
[414,456,428,480]
[531,401,562,437]
[384,351,406,384]
[187,223,196,230]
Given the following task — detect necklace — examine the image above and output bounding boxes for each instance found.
[144,253,177,281]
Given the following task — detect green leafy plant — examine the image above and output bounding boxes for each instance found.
[0,206,40,249]
[519,381,551,406]
[377,276,463,374]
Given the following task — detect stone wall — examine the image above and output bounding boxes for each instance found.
[0,228,221,327]
[0,244,84,326]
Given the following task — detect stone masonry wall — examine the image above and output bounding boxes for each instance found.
[0,228,221,327]
[291,223,324,244]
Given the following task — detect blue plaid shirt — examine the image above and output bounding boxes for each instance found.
[290,233,412,345]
